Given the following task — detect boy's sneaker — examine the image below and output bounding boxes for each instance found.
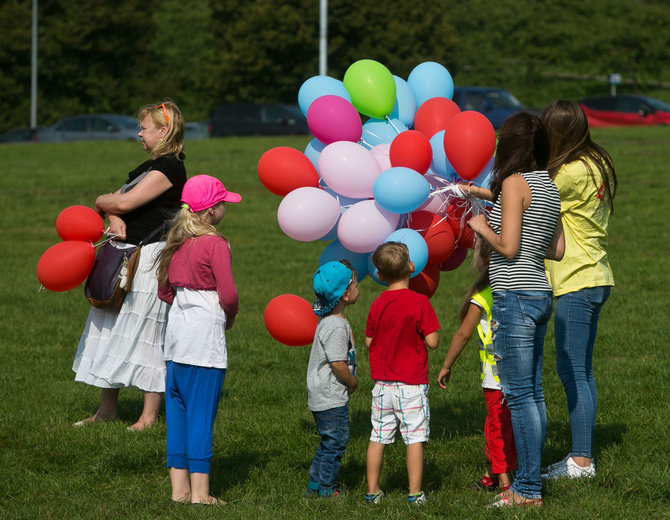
[408,491,427,505]
[318,489,340,500]
[541,456,595,480]
[364,490,384,504]
[303,488,318,499]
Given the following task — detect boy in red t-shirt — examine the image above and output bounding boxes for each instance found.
[364,242,440,505]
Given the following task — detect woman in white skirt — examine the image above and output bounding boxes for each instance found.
[73,101,187,431]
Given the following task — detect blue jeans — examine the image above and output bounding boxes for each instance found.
[308,405,350,495]
[554,286,610,459]
[492,290,553,500]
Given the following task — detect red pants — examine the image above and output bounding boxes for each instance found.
[483,388,517,474]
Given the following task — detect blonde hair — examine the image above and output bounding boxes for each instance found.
[156,207,226,286]
[372,241,411,283]
[137,100,185,159]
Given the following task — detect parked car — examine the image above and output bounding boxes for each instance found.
[210,103,309,137]
[0,126,44,143]
[184,121,210,140]
[579,95,670,127]
[452,86,532,129]
[38,114,140,142]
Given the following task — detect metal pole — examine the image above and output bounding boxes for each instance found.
[30,0,38,128]
[319,0,327,75]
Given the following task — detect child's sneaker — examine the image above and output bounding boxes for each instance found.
[318,489,340,500]
[471,475,499,492]
[364,490,384,504]
[303,488,318,499]
[408,491,427,505]
[541,456,595,480]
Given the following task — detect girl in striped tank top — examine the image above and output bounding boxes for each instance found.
[465,113,565,508]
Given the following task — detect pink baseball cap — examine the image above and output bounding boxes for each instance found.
[181,174,241,212]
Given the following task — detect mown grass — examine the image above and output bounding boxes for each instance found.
[0,128,669,519]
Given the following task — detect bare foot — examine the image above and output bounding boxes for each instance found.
[73,413,116,427]
[171,494,191,504]
[127,419,156,431]
[192,496,227,506]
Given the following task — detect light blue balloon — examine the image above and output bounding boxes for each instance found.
[373,167,430,214]
[361,118,408,147]
[319,240,369,281]
[304,138,327,173]
[471,156,494,189]
[298,76,352,117]
[385,228,428,277]
[390,75,417,128]
[429,130,458,181]
[407,62,454,106]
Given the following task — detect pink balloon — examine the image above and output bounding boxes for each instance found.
[337,200,400,253]
[318,141,382,198]
[307,95,362,144]
[444,111,496,181]
[277,187,341,242]
[370,143,391,172]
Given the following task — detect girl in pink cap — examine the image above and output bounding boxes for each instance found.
[156,174,241,505]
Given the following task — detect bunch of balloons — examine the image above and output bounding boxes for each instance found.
[36,206,104,292]
[259,59,496,346]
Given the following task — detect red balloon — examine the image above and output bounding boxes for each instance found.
[264,294,318,346]
[408,210,456,264]
[414,97,461,139]
[409,262,440,298]
[37,241,96,292]
[443,111,496,180]
[439,245,468,271]
[389,130,432,174]
[56,205,104,242]
[257,146,320,197]
[446,201,475,249]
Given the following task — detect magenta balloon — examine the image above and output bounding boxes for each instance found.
[277,187,341,242]
[337,200,400,253]
[318,141,382,199]
[307,95,362,144]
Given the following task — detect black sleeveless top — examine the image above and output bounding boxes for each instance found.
[120,153,186,245]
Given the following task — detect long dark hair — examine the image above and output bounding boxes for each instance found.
[458,240,492,322]
[541,99,617,212]
[488,112,550,203]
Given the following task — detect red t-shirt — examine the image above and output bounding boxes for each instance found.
[365,288,440,384]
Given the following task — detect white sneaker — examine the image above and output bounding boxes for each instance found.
[541,456,595,480]
[543,454,571,473]
[408,491,427,505]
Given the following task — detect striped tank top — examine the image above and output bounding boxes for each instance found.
[489,171,561,292]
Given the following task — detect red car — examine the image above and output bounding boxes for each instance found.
[579,95,670,127]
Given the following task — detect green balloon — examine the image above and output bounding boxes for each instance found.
[343,59,396,119]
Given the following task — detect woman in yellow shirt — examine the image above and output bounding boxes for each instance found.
[540,100,617,480]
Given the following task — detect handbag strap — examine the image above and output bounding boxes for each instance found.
[138,223,166,247]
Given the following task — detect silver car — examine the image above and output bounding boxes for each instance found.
[38,114,140,142]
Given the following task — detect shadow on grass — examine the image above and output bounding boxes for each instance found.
[210,450,271,495]
[544,420,628,464]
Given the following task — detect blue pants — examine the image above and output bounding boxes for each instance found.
[165,361,226,474]
[554,286,610,459]
[493,290,553,500]
[308,405,350,495]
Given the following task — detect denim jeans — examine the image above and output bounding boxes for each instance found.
[492,290,553,500]
[554,286,610,459]
[308,405,350,494]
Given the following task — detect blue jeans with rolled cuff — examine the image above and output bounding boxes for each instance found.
[308,405,350,495]
[492,290,553,500]
[554,286,610,459]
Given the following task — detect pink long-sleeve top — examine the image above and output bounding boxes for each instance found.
[158,234,238,317]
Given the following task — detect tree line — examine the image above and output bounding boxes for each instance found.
[2,0,670,133]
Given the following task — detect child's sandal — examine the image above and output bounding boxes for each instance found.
[471,475,499,492]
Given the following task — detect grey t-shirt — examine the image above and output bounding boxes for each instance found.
[306,315,357,412]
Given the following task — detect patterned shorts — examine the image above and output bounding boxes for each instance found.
[369,381,430,445]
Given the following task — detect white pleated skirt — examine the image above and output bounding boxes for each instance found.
[72,241,168,393]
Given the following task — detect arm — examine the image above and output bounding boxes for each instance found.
[460,183,494,202]
[437,304,480,389]
[106,214,127,239]
[424,331,439,350]
[365,336,372,348]
[95,170,174,215]
[467,175,528,260]
[211,239,239,329]
[545,218,565,261]
[330,360,357,395]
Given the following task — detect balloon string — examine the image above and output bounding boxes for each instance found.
[385,115,401,134]
[359,138,373,149]
[93,227,122,248]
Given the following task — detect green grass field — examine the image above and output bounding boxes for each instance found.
[0,128,668,519]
